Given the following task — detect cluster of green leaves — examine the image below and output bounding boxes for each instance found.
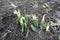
[31,15,38,31]
[14,9,51,32]
[40,14,51,31]
[14,9,38,32]
[43,3,52,13]
[14,9,29,32]
[40,3,52,31]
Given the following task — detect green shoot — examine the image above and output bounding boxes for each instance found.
[40,14,51,31]
[43,3,52,13]
[14,9,29,32]
[31,25,36,31]
[32,15,38,27]
[30,15,38,31]
[42,3,51,31]
[14,9,21,19]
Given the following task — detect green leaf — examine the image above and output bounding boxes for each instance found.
[24,15,29,23]
[21,23,25,32]
[40,14,47,30]
[14,10,18,14]
[41,14,46,23]
[21,27,24,32]
[46,22,51,31]
[32,15,38,27]
[32,20,38,27]
[31,25,36,31]
[40,23,46,30]
[24,23,27,28]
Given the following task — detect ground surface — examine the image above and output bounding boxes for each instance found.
[0,0,60,40]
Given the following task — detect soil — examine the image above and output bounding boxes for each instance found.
[0,0,60,40]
